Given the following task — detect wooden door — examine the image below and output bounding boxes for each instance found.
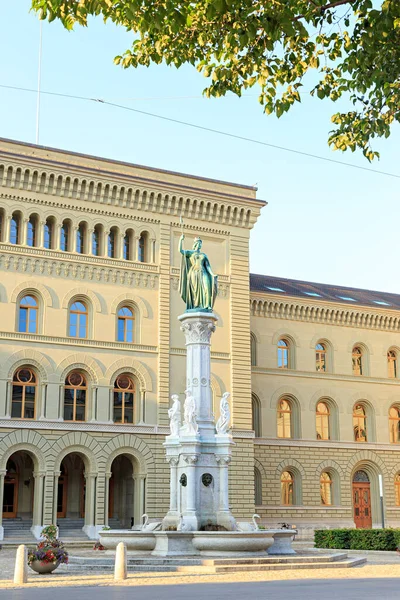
[353,482,372,528]
[2,473,18,518]
[57,473,68,518]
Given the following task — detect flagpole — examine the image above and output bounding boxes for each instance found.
[36,20,43,145]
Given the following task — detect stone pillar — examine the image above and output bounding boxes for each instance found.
[102,230,109,257]
[55,223,62,251]
[0,379,9,418]
[42,473,55,526]
[184,455,198,514]
[89,386,98,422]
[72,226,79,253]
[150,238,156,263]
[217,456,231,512]
[178,312,217,438]
[38,384,46,420]
[52,471,60,525]
[21,218,28,245]
[31,472,45,539]
[83,472,97,539]
[133,474,146,526]
[4,215,11,243]
[118,232,125,260]
[104,473,112,527]
[0,470,6,540]
[38,221,45,248]
[167,458,179,512]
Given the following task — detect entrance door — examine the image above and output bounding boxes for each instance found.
[57,467,68,518]
[2,472,18,518]
[353,472,372,529]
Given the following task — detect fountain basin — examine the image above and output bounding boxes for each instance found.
[192,531,274,556]
[99,530,156,554]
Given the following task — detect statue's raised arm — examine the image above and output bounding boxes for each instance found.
[178,235,218,312]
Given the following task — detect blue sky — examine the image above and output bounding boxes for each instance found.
[1,3,399,293]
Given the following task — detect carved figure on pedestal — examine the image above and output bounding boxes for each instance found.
[179,234,218,311]
[168,394,181,437]
[216,392,231,434]
[183,389,198,435]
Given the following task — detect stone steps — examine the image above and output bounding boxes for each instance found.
[65,552,366,573]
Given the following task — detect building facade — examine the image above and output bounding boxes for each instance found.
[0,138,399,540]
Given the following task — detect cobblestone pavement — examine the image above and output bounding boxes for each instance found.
[1,546,400,589]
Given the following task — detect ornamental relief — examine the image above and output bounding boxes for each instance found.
[0,253,158,288]
[180,321,216,343]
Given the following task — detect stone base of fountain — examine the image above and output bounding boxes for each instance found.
[100,529,280,557]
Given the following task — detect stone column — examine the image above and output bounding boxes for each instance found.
[89,386,98,422]
[150,238,156,263]
[104,472,112,527]
[118,233,125,260]
[72,226,79,253]
[178,312,217,438]
[216,456,231,512]
[55,223,62,251]
[31,472,45,539]
[42,473,55,526]
[52,471,60,525]
[133,474,146,526]
[102,230,109,257]
[38,384,47,420]
[38,221,45,248]
[4,215,11,243]
[167,458,179,512]
[0,470,6,540]
[5,380,12,418]
[83,472,97,538]
[184,455,198,514]
[21,218,28,245]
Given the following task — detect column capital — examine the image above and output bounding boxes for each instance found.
[133,473,147,481]
[33,471,46,479]
[0,470,7,477]
[183,454,199,465]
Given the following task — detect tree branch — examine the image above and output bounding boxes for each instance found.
[294,0,356,21]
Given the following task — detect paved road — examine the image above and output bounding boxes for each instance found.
[2,579,399,600]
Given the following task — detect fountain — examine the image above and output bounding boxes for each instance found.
[100,233,295,557]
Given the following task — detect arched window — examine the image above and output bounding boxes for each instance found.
[64,371,86,422]
[117,306,134,342]
[18,295,38,333]
[316,343,327,372]
[69,301,88,338]
[352,346,363,376]
[277,398,292,438]
[395,474,400,506]
[108,229,116,258]
[353,403,367,442]
[76,223,85,254]
[138,232,149,263]
[27,216,37,247]
[92,226,101,256]
[388,350,397,379]
[254,467,262,506]
[320,472,332,505]
[123,232,130,260]
[113,374,135,423]
[10,213,20,244]
[316,401,330,440]
[389,406,400,444]
[250,333,257,366]
[11,367,36,419]
[277,339,290,369]
[44,219,53,249]
[281,471,294,506]
[60,221,70,252]
[252,394,261,437]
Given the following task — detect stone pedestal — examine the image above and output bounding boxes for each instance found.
[163,311,236,532]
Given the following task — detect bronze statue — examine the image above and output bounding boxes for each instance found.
[179,234,218,311]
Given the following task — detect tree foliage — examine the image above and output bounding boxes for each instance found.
[31,0,400,160]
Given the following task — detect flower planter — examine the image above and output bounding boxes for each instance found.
[29,560,60,574]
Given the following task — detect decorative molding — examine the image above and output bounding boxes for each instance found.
[0,156,260,228]
[180,320,216,344]
[254,437,400,452]
[10,281,53,307]
[0,419,170,435]
[170,347,230,360]
[251,295,400,332]
[251,366,400,387]
[0,330,157,353]
[232,429,255,438]
[0,247,159,288]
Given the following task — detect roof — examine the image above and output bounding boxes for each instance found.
[0,137,263,201]
[250,274,400,311]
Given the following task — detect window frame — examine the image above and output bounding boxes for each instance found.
[113,373,135,424]
[388,349,398,379]
[353,403,368,442]
[63,371,87,422]
[281,471,294,506]
[18,294,39,334]
[68,300,89,339]
[320,471,333,505]
[277,398,292,439]
[352,346,363,376]
[316,401,330,440]
[389,405,400,444]
[316,342,327,372]
[117,306,135,343]
[11,367,37,420]
[277,338,290,369]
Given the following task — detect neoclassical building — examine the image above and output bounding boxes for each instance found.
[0,138,399,540]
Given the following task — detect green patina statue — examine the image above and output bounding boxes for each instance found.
[179,234,218,311]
